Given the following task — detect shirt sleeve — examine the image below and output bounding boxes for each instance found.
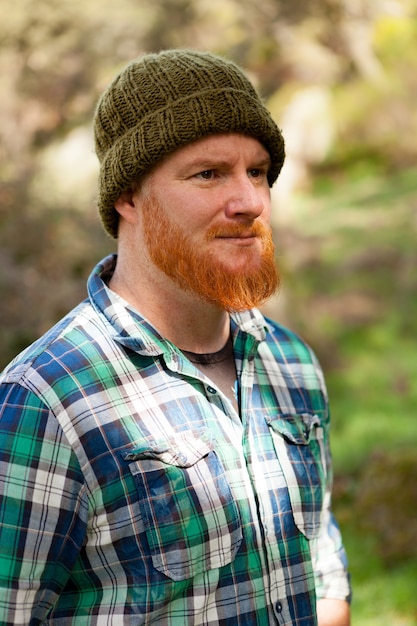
[311,416,352,602]
[0,382,88,626]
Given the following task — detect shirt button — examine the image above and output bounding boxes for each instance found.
[276,602,283,613]
[207,386,217,394]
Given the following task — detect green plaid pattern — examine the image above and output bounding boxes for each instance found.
[0,255,350,625]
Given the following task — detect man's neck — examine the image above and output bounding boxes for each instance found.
[108,257,231,354]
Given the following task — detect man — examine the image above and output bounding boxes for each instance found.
[0,50,351,625]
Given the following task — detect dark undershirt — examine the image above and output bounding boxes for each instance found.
[181,337,239,413]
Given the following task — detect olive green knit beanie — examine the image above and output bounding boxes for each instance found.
[94,49,285,239]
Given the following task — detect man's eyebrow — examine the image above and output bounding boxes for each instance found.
[250,157,271,169]
[180,158,231,171]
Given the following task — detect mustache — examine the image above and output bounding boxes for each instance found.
[205,221,271,240]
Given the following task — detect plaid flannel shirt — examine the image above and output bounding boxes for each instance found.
[0,255,350,625]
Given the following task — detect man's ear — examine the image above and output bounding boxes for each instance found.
[114,187,137,223]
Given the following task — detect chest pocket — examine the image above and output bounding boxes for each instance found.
[124,431,242,581]
[267,413,326,540]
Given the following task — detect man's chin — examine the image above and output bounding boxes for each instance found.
[187,267,279,312]
[207,252,266,278]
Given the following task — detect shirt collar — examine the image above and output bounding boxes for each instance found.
[87,254,269,355]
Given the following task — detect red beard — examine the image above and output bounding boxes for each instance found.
[142,191,279,312]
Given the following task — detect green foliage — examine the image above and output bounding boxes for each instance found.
[356,448,417,565]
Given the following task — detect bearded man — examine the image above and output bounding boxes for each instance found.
[0,50,351,626]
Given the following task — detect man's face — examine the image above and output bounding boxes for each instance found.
[136,133,279,312]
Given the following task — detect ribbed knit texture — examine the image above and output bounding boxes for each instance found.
[94,49,285,239]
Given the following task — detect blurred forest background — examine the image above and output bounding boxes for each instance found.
[0,0,416,623]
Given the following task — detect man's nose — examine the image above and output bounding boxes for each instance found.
[223,174,269,220]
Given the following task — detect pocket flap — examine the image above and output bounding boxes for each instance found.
[123,430,213,468]
[267,413,321,445]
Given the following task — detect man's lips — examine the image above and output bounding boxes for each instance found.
[212,233,261,249]
[206,223,268,244]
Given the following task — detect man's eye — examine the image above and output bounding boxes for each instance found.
[248,168,263,178]
[196,170,214,180]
